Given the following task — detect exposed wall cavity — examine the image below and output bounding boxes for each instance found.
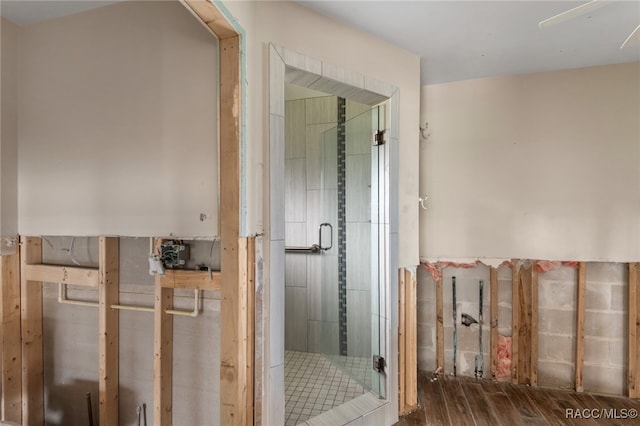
[417,262,629,396]
[40,236,221,425]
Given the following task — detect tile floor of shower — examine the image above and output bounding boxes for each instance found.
[284,350,371,425]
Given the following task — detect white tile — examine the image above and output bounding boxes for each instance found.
[364,77,395,99]
[389,92,399,140]
[285,67,322,88]
[348,89,388,107]
[308,76,364,100]
[389,138,399,235]
[270,240,286,366]
[321,255,339,322]
[285,221,307,247]
[346,223,371,291]
[285,252,306,288]
[285,287,308,351]
[346,99,372,122]
[306,255,322,321]
[345,154,371,223]
[346,111,373,155]
[286,99,307,159]
[306,190,338,250]
[270,46,286,117]
[305,96,338,125]
[270,114,286,241]
[285,158,307,223]
[280,47,322,78]
[347,290,371,358]
[321,62,365,91]
[270,364,286,426]
[306,124,337,190]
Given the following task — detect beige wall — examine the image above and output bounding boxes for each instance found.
[0,17,19,246]
[421,62,640,262]
[224,0,421,268]
[18,1,219,237]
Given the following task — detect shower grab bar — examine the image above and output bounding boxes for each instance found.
[285,223,332,254]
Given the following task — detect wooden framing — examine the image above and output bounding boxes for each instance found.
[490,267,498,380]
[512,260,538,385]
[398,270,406,413]
[575,262,586,393]
[154,273,174,425]
[629,263,640,398]
[436,274,444,375]
[24,264,98,287]
[20,236,43,425]
[98,237,119,425]
[1,244,21,423]
[398,268,417,415]
[246,237,256,426]
[159,269,220,291]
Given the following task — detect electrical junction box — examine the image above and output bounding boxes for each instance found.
[160,241,190,269]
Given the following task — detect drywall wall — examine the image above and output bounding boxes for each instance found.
[417,262,628,396]
[224,0,421,267]
[41,236,221,425]
[0,17,19,248]
[17,1,218,237]
[421,62,640,262]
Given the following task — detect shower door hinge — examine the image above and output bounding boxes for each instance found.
[373,129,386,146]
[372,355,386,373]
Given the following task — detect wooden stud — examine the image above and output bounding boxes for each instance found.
[183,0,240,39]
[219,32,245,426]
[398,269,406,414]
[518,262,532,385]
[511,260,519,384]
[436,274,444,375]
[159,269,221,291]
[530,263,538,387]
[1,246,22,423]
[405,269,418,408]
[246,237,256,426]
[575,262,586,393]
[154,238,173,426]
[20,236,43,426]
[24,264,99,287]
[490,267,498,380]
[629,263,640,398]
[98,237,119,426]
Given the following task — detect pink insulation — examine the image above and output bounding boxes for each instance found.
[496,335,512,380]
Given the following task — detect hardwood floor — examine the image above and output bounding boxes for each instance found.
[396,371,640,425]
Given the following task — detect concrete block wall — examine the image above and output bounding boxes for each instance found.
[41,237,220,425]
[417,261,630,396]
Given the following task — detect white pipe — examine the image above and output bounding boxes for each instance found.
[166,289,200,317]
[111,304,154,313]
[58,283,99,307]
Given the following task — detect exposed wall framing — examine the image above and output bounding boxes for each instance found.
[575,262,586,393]
[398,267,417,415]
[629,262,640,398]
[490,267,498,380]
[511,260,538,386]
[1,241,21,423]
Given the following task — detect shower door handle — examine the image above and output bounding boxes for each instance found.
[319,223,333,251]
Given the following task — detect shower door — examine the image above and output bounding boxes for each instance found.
[317,101,387,398]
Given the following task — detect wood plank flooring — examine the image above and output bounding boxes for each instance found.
[396,371,640,425]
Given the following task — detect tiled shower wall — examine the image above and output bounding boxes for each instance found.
[417,262,628,396]
[284,95,372,356]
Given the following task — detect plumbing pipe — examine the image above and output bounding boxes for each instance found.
[475,280,484,379]
[111,303,154,313]
[452,276,457,376]
[86,393,94,426]
[166,289,200,317]
[58,283,99,307]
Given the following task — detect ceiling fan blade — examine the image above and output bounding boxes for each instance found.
[621,24,640,48]
[539,0,615,28]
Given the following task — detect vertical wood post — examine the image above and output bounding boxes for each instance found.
[398,269,406,413]
[20,236,43,425]
[405,269,418,408]
[575,262,586,392]
[99,237,119,425]
[1,243,22,422]
[490,267,498,380]
[511,260,520,384]
[628,263,640,398]
[531,264,538,387]
[246,237,256,425]
[154,238,173,426]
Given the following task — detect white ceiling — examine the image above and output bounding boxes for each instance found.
[298,0,640,85]
[2,1,639,85]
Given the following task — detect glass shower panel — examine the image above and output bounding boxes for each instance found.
[318,104,385,397]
